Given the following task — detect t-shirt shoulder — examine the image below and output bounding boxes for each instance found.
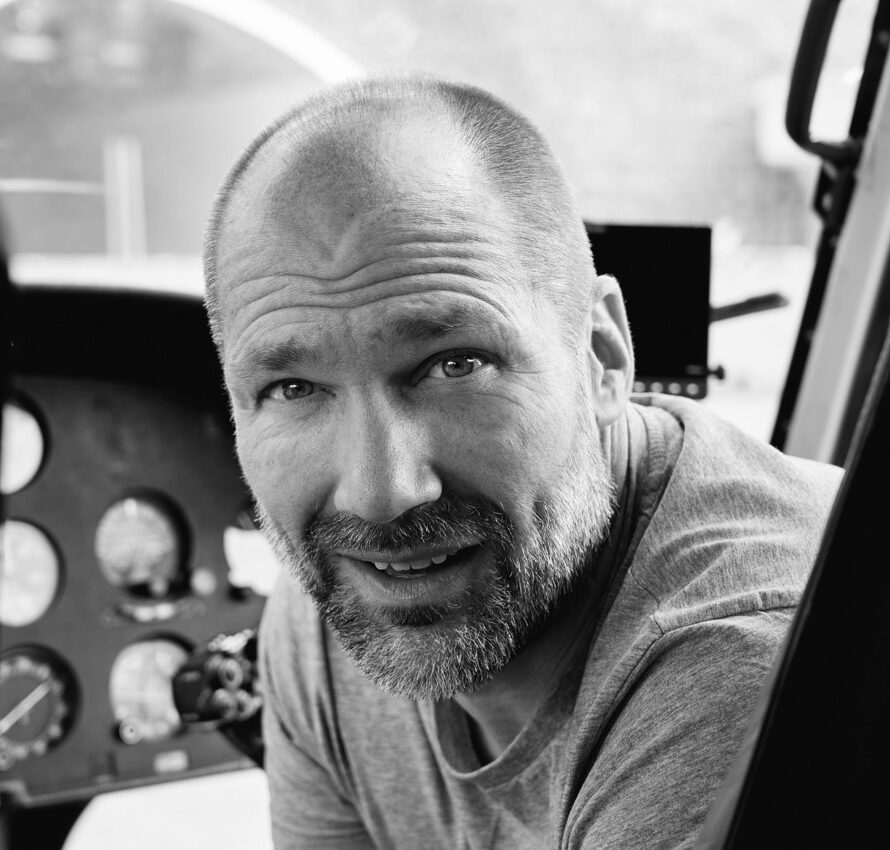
[260,572,393,721]
[628,396,843,633]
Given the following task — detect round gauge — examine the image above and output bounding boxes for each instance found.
[0,520,61,627]
[0,647,76,771]
[94,496,184,597]
[1,400,45,495]
[109,639,189,744]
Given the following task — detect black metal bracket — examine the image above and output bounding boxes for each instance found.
[785,0,864,167]
[771,0,890,449]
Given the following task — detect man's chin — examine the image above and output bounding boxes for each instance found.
[254,487,609,701]
[377,603,457,628]
[329,617,515,701]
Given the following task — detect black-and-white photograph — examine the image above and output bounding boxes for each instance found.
[1,1,887,847]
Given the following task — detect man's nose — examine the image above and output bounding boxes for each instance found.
[331,399,442,524]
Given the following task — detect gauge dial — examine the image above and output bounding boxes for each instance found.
[109,639,189,744]
[0,648,75,771]
[1,399,45,495]
[95,496,184,597]
[0,520,61,627]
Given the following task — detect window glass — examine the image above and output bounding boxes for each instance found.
[1,0,875,439]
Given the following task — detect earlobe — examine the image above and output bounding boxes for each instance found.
[587,275,635,427]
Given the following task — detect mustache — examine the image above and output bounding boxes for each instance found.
[305,494,515,556]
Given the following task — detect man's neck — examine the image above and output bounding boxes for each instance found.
[452,583,602,761]
[453,416,633,762]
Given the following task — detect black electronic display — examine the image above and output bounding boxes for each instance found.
[586,222,711,398]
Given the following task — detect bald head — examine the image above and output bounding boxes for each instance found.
[203,74,598,352]
[221,96,499,284]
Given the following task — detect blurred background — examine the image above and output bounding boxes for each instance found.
[0,1,877,846]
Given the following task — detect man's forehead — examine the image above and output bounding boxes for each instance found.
[227,294,521,380]
[216,109,513,277]
[217,194,520,304]
[209,99,572,363]
[236,105,481,222]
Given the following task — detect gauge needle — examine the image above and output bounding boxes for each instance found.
[0,681,51,736]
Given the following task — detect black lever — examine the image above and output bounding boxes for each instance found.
[710,293,789,323]
[785,0,862,166]
[172,628,264,766]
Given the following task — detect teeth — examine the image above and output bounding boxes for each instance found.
[410,558,432,569]
[368,551,457,572]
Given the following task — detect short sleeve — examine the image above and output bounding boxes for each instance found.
[259,578,375,850]
[563,610,792,849]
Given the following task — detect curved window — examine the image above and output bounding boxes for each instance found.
[1,0,875,438]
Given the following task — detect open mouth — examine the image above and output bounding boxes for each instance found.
[362,545,481,579]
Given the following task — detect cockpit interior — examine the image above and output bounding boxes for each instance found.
[2,0,888,847]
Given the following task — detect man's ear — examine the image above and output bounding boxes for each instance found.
[586,275,635,427]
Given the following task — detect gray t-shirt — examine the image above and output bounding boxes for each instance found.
[259,396,842,849]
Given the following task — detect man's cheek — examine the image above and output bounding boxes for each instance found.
[429,391,548,466]
[235,423,309,517]
[475,403,573,481]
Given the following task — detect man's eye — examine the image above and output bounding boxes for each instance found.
[427,353,489,379]
[264,379,316,401]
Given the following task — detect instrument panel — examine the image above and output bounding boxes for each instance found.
[0,285,275,805]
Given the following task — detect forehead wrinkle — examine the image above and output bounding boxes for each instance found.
[228,338,319,382]
[225,285,522,376]
[224,243,526,337]
[231,213,519,287]
[230,272,520,346]
[370,302,508,345]
[332,227,522,291]
[219,221,521,302]
[328,258,519,295]
[378,313,465,345]
[230,301,511,382]
[250,253,517,293]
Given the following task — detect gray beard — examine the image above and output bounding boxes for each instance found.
[255,429,615,701]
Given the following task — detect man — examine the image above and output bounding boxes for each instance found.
[204,74,841,848]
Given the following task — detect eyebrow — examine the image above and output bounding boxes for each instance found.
[232,303,501,377]
[240,340,319,374]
